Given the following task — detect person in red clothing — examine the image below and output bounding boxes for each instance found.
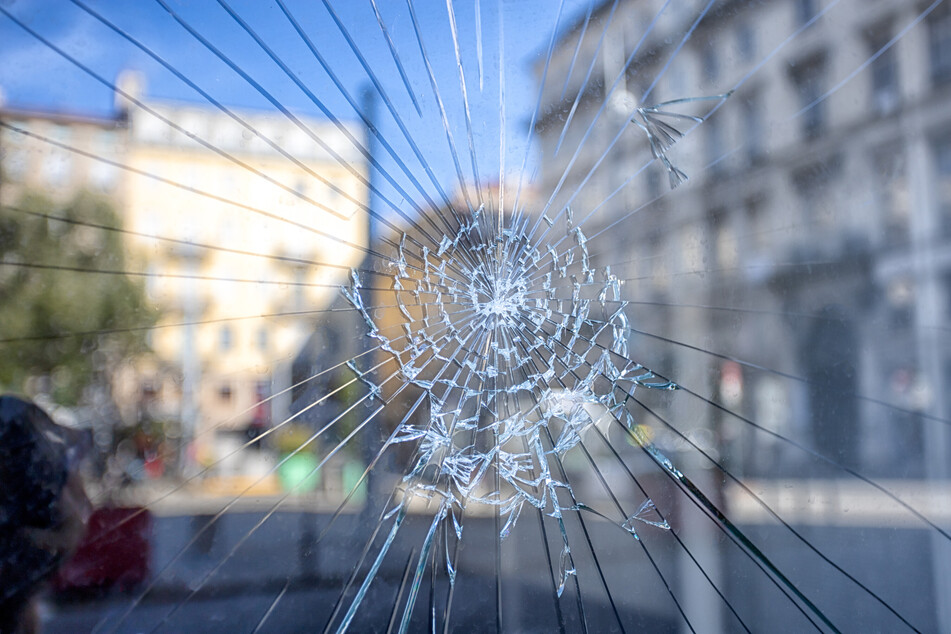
[0,396,91,634]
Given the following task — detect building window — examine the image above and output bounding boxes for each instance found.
[252,380,271,427]
[742,93,764,164]
[945,272,951,319]
[801,307,859,469]
[219,325,233,351]
[708,209,737,271]
[793,160,839,230]
[871,147,910,247]
[885,277,915,330]
[645,168,662,200]
[796,0,817,26]
[702,39,718,83]
[649,232,668,292]
[936,136,951,237]
[791,57,827,140]
[219,382,233,401]
[257,327,268,351]
[736,22,755,62]
[744,197,767,254]
[681,225,703,274]
[705,114,725,174]
[930,2,951,85]
[866,26,899,115]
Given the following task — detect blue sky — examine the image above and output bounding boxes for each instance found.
[0,0,592,207]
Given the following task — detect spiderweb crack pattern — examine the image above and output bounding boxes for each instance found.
[341,205,676,620]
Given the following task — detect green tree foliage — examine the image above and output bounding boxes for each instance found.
[0,192,157,405]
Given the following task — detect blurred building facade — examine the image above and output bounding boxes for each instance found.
[536,0,951,482]
[0,72,369,474]
[0,104,127,203]
[535,2,951,629]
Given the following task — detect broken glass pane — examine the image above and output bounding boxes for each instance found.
[0,0,948,632]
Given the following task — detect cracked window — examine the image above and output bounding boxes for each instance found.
[0,1,950,632]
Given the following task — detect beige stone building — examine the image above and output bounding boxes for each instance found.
[535,1,951,630]
[1,73,369,476]
[0,104,126,204]
[117,73,367,437]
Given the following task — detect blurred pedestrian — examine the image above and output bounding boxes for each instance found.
[0,396,91,634]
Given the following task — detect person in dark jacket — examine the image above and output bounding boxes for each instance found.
[0,396,90,634]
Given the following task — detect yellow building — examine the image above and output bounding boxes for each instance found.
[0,104,126,205]
[115,73,369,465]
[1,74,369,480]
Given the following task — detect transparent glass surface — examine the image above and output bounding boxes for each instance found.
[0,0,949,632]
